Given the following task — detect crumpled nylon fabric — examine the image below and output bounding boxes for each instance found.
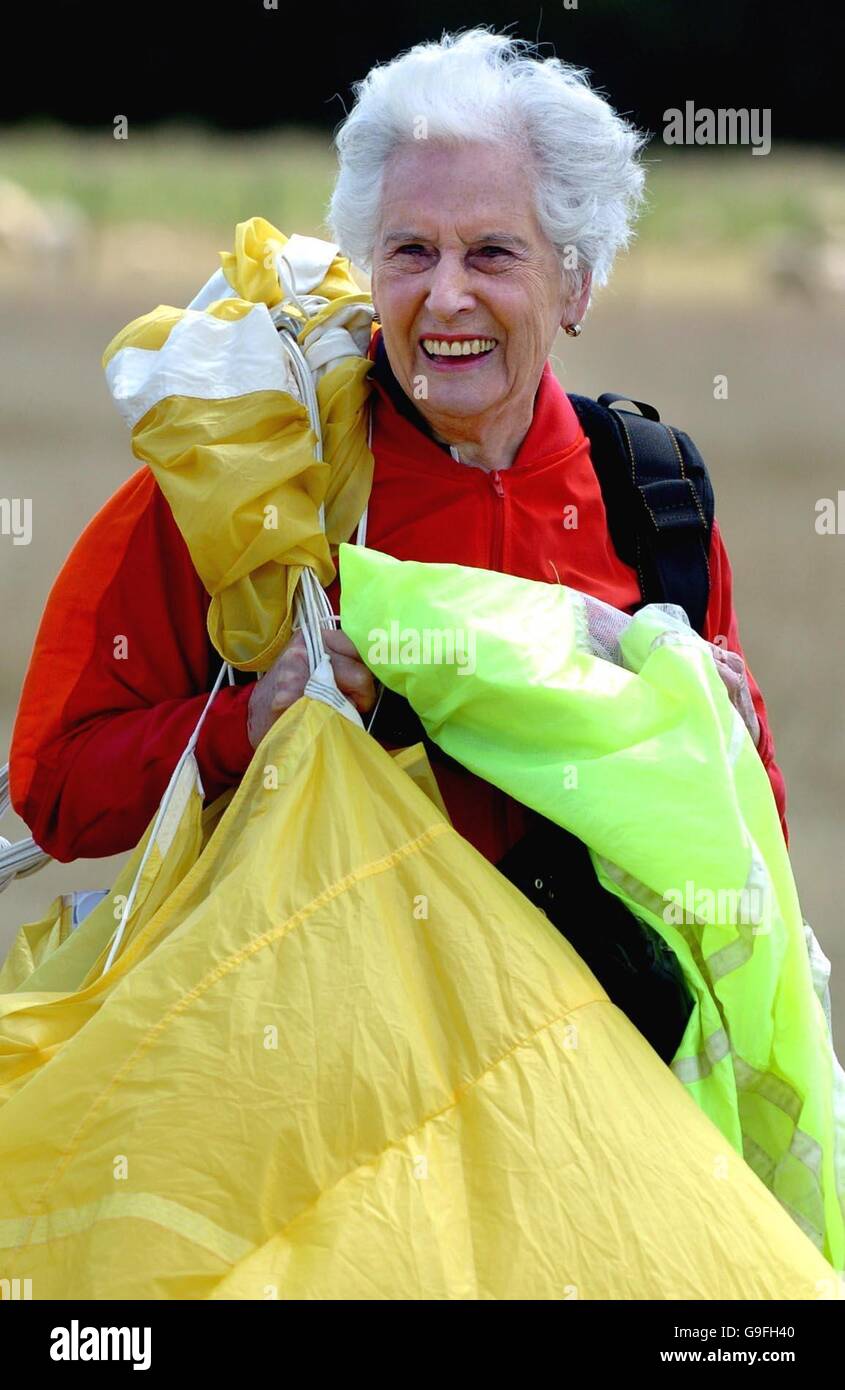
[101,218,374,670]
[339,542,845,1270]
[0,699,835,1299]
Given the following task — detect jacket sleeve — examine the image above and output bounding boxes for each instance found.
[9,467,256,862]
[703,518,789,844]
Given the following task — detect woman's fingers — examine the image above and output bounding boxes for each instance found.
[322,626,377,711]
[248,626,376,748]
[710,646,761,746]
[328,649,377,712]
[323,627,364,660]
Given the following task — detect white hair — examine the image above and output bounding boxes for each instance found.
[327,28,647,290]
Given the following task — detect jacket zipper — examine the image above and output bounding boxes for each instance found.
[490,469,505,569]
[489,468,511,856]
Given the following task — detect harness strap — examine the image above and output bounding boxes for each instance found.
[571,392,714,635]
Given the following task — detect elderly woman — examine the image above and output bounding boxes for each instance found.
[257,30,786,842]
[11,32,785,1045]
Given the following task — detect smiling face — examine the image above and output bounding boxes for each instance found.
[371,140,584,442]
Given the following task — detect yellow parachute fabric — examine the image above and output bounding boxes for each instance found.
[101,220,374,671]
[0,698,835,1299]
[218,215,362,310]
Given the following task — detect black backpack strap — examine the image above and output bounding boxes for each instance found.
[569,392,715,635]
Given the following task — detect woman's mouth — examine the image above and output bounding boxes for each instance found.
[420,336,498,369]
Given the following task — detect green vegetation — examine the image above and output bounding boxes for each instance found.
[0,125,338,237]
[641,147,845,247]
[2,123,843,252]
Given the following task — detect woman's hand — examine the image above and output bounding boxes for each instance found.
[710,644,761,747]
[247,627,377,749]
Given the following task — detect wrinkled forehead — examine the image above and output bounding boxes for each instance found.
[376,139,543,248]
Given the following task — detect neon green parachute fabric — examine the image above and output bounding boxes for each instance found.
[339,542,845,1270]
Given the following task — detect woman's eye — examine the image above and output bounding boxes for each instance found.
[475,246,509,259]
[396,244,428,256]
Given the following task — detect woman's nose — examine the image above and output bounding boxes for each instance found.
[425,256,476,319]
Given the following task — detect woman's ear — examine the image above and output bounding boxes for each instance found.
[561,270,593,332]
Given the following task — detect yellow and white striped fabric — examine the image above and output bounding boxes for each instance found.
[102,218,375,670]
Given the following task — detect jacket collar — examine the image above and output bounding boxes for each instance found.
[367,327,583,474]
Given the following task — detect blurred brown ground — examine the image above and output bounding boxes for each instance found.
[1,244,843,1050]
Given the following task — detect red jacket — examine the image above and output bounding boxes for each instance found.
[10,335,788,863]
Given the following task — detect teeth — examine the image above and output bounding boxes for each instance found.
[422,338,496,357]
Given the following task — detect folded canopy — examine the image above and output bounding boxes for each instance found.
[0,692,835,1298]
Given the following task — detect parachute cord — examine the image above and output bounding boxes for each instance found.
[101,660,231,975]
